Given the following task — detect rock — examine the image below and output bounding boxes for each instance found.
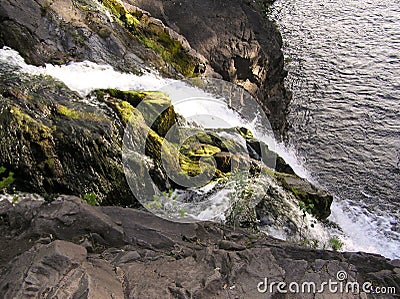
[214,152,238,173]
[277,174,334,219]
[0,240,87,298]
[0,240,125,298]
[0,197,398,298]
[132,0,291,135]
[244,132,296,175]
[0,69,135,205]
[0,0,207,78]
[218,240,246,251]
[3,196,125,247]
[94,89,178,137]
[1,0,291,135]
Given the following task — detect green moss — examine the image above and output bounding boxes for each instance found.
[101,0,198,77]
[138,32,196,77]
[236,127,254,139]
[124,13,140,27]
[140,93,176,137]
[10,107,53,139]
[57,104,107,122]
[99,89,176,137]
[181,143,221,158]
[102,0,126,18]
[329,237,344,251]
[83,192,100,206]
[45,158,56,169]
[179,154,216,178]
[275,173,331,220]
[115,101,136,123]
[100,90,222,184]
[0,166,14,192]
[58,105,81,119]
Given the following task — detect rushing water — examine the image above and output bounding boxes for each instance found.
[270,0,400,258]
[0,47,325,245]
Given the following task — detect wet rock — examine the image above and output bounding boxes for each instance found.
[277,174,334,219]
[0,70,135,205]
[1,0,291,134]
[0,0,206,78]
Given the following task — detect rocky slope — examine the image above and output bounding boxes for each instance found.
[0,63,332,221]
[0,0,290,134]
[0,0,399,297]
[131,0,291,135]
[0,196,399,298]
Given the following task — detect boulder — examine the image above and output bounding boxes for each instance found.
[277,174,334,220]
[0,240,125,298]
[0,70,134,205]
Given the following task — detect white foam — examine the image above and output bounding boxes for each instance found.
[329,200,400,259]
[0,193,45,204]
[0,46,171,97]
[43,62,170,96]
[1,46,398,259]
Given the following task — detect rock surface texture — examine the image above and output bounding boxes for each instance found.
[0,0,290,134]
[131,0,291,135]
[1,0,397,298]
[0,197,399,298]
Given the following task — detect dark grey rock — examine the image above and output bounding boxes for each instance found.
[277,174,334,219]
[132,0,291,135]
[0,197,398,298]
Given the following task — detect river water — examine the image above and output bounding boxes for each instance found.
[270,0,400,258]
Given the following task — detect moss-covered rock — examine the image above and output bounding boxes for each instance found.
[95,89,177,137]
[96,89,221,190]
[0,71,135,206]
[276,173,333,220]
[101,0,201,77]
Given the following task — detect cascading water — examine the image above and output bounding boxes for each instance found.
[0,45,397,258]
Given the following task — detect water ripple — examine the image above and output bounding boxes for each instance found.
[272,0,400,258]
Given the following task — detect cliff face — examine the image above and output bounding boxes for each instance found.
[0,0,290,134]
[131,0,291,135]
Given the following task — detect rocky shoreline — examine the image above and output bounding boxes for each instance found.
[0,0,399,297]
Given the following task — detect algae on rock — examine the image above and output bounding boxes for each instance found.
[101,0,201,77]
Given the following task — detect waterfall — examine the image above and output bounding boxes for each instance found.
[1,46,398,259]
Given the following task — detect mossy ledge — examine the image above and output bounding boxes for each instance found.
[101,0,200,77]
[275,173,333,220]
[95,89,226,184]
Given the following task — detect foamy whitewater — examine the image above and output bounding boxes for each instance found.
[1,46,398,259]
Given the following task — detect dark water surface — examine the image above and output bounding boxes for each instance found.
[270,0,400,257]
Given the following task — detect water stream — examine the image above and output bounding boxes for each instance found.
[1,33,399,258]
